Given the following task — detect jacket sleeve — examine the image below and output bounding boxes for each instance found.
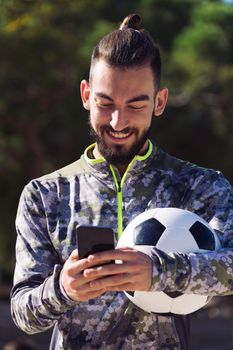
[11,181,76,334]
[150,171,233,296]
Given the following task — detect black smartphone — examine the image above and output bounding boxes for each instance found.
[77,225,115,260]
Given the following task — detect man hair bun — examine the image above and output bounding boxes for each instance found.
[119,14,141,30]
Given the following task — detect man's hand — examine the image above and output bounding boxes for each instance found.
[61,248,153,302]
[85,247,153,292]
[60,249,108,302]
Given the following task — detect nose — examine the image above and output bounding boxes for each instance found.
[110,110,128,131]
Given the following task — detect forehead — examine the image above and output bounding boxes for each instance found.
[89,59,156,98]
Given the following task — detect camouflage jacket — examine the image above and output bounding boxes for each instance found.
[11,141,233,350]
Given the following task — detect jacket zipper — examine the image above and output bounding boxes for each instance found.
[109,162,133,239]
[109,140,153,239]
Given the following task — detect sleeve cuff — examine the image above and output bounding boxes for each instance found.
[42,264,77,312]
[149,248,191,293]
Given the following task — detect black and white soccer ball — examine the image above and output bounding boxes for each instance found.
[117,207,221,315]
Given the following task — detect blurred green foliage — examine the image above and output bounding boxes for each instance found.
[0,0,233,279]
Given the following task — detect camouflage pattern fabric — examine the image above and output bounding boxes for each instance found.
[11,142,233,349]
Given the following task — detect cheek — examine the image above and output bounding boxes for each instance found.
[90,106,110,125]
[136,115,153,132]
[89,112,106,133]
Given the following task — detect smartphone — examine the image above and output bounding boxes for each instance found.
[77,225,115,260]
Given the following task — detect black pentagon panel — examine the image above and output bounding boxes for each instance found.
[164,291,183,298]
[133,218,166,246]
[126,291,135,297]
[190,221,215,250]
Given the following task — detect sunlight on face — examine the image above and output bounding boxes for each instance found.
[88,60,157,165]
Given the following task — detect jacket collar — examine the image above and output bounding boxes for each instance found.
[82,140,158,178]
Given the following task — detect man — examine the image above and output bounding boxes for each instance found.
[11,14,233,350]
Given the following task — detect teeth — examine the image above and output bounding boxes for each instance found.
[109,131,130,139]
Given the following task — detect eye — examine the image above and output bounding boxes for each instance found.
[95,98,113,109]
[97,103,114,110]
[100,103,114,108]
[128,105,145,110]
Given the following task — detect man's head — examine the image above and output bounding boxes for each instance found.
[80,14,168,170]
[90,14,161,89]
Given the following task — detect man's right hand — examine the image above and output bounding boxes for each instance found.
[60,249,107,302]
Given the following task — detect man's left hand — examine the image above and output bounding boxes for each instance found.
[83,247,153,292]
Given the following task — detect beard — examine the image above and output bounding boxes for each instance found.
[89,119,152,166]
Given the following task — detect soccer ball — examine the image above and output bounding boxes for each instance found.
[117,207,221,315]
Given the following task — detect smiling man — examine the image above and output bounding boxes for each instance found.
[11,14,233,350]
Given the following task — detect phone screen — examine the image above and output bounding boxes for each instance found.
[77,225,115,260]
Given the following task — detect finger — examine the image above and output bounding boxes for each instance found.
[65,257,89,276]
[87,248,138,265]
[89,275,135,291]
[83,261,138,279]
[71,276,107,293]
[115,246,135,251]
[66,254,108,277]
[85,263,152,291]
[70,249,79,259]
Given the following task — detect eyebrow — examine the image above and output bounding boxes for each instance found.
[94,92,150,103]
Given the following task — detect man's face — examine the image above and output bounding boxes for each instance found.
[81,59,167,165]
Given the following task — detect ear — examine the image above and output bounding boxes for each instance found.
[80,80,91,110]
[154,88,168,116]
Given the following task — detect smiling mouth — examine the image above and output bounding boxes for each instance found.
[107,130,133,139]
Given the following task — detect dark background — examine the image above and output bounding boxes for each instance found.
[0,0,233,348]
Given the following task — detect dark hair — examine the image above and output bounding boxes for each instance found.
[90,14,162,88]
